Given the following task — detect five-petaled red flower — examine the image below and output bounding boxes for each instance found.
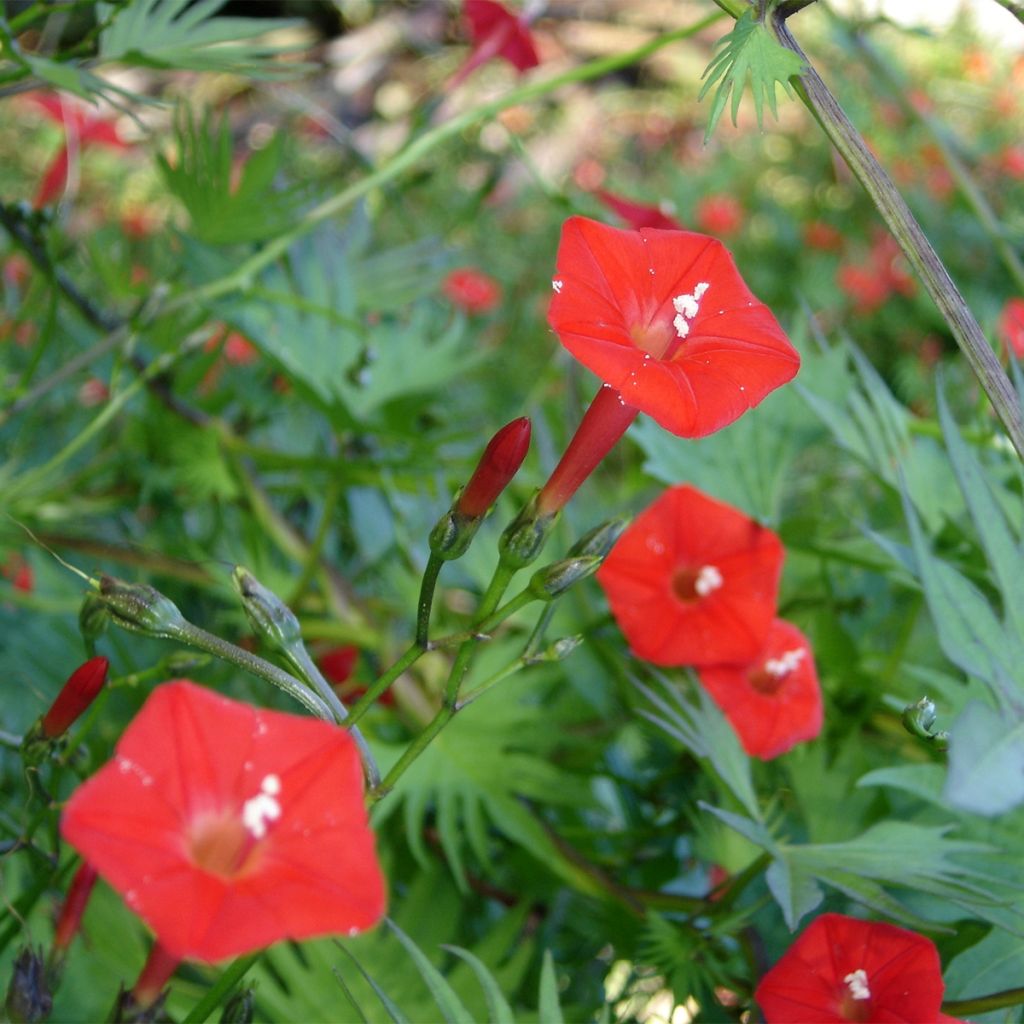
[61,680,386,962]
[698,619,822,759]
[999,297,1024,360]
[755,913,963,1023]
[596,485,784,666]
[547,217,799,439]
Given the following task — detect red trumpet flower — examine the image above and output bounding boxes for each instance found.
[597,485,784,666]
[756,913,963,1023]
[61,681,386,962]
[698,619,822,759]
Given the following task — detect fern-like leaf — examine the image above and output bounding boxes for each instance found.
[698,8,806,142]
[98,0,310,78]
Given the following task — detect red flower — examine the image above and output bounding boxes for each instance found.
[547,217,799,439]
[442,267,502,313]
[698,619,822,759]
[999,297,1024,359]
[53,863,99,954]
[61,680,386,962]
[460,0,539,75]
[1000,144,1024,181]
[694,194,743,237]
[222,331,259,366]
[26,92,129,208]
[595,189,683,231]
[837,264,891,314]
[319,646,359,685]
[755,913,958,1023]
[41,656,109,738]
[803,220,843,252]
[596,485,784,666]
[2,552,33,593]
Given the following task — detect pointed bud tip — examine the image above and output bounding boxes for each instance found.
[40,657,109,738]
[456,417,532,519]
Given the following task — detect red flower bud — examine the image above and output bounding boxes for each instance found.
[456,417,531,518]
[40,657,109,739]
[53,863,98,954]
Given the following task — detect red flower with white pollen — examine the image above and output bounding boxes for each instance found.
[596,485,784,666]
[999,297,1024,360]
[755,913,963,1023]
[61,680,386,962]
[698,619,822,759]
[547,217,799,441]
[442,267,502,313]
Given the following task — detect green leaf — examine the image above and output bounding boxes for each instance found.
[441,946,515,1024]
[538,951,563,1024]
[158,107,308,245]
[698,8,805,142]
[936,379,1024,638]
[98,0,310,78]
[856,763,947,806]
[945,701,1024,816]
[944,927,1024,1001]
[636,673,761,821]
[764,858,823,931]
[387,920,475,1024]
[22,55,112,99]
[334,944,410,1024]
[698,803,776,850]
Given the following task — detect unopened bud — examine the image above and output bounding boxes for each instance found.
[902,696,949,749]
[567,516,631,560]
[78,592,109,646]
[42,657,108,739]
[529,555,601,600]
[232,567,301,652]
[4,947,52,1023]
[428,507,477,561]
[498,493,557,570]
[456,417,531,519]
[98,576,186,638]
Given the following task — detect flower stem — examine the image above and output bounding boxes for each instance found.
[172,622,334,721]
[415,553,445,649]
[943,986,1024,1016]
[769,8,1024,459]
[346,644,424,727]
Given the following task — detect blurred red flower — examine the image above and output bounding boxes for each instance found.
[547,216,799,439]
[442,267,502,313]
[1000,144,1024,180]
[803,221,843,252]
[698,619,822,759]
[2,552,33,593]
[755,913,961,1023]
[595,189,683,231]
[837,264,891,314]
[1000,297,1024,359]
[694,194,742,237]
[597,485,784,666]
[319,646,359,685]
[26,92,129,208]
[61,680,386,962]
[448,0,539,90]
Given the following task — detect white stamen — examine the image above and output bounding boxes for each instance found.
[843,969,871,1001]
[671,282,710,339]
[764,647,806,679]
[242,775,283,839]
[552,278,563,293]
[694,564,723,597]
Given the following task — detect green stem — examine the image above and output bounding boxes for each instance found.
[283,644,381,789]
[415,553,445,648]
[182,954,261,1024]
[372,562,518,799]
[171,622,334,720]
[769,8,1024,460]
[943,986,1024,1016]
[523,603,556,659]
[476,588,538,633]
[346,644,423,727]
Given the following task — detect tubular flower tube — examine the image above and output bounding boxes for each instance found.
[698,619,823,759]
[457,417,532,519]
[596,485,784,666]
[52,863,99,956]
[594,190,684,231]
[448,0,540,91]
[755,913,964,1023]
[61,681,386,962]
